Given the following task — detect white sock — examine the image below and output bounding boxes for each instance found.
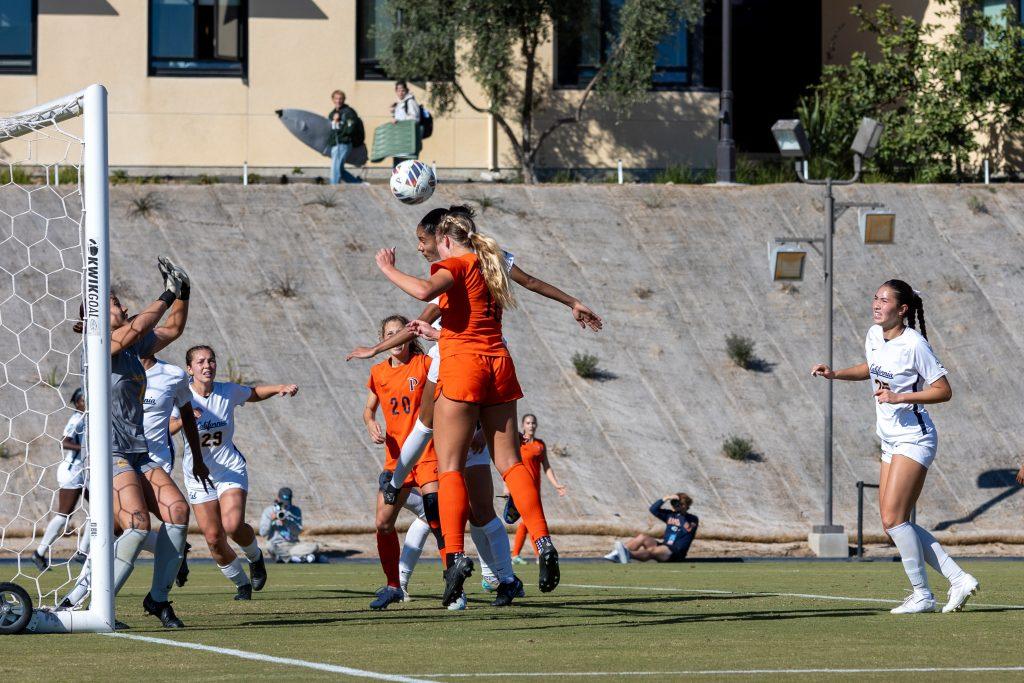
[112,528,148,594]
[77,525,91,555]
[150,524,187,602]
[65,560,91,606]
[38,514,70,555]
[887,522,931,596]
[913,523,966,585]
[141,529,159,555]
[219,557,251,588]
[400,517,431,589]
[483,517,514,583]
[240,538,262,564]
[403,490,426,518]
[470,523,499,583]
[391,420,433,485]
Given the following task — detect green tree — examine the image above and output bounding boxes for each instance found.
[801,1,1024,181]
[381,0,703,183]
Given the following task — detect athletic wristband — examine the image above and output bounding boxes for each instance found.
[158,290,176,307]
[179,283,190,301]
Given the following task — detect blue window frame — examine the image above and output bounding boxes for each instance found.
[0,0,36,75]
[149,0,246,77]
[556,0,693,89]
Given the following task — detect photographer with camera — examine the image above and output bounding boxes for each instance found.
[604,493,698,564]
[259,488,320,563]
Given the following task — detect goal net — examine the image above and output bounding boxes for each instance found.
[0,85,113,634]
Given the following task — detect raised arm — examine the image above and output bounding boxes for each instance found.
[375,248,453,301]
[509,264,602,331]
[346,303,441,361]
[110,295,173,356]
[811,362,870,381]
[149,298,189,355]
[247,384,299,403]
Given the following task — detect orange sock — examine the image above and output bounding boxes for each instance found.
[512,522,528,556]
[502,462,549,541]
[376,530,401,588]
[438,470,469,555]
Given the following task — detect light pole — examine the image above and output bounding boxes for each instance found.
[770,117,885,557]
[716,0,736,183]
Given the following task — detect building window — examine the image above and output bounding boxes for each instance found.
[149,0,247,77]
[357,0,392,80]
[0,0,36,75]
[556,0,693,90]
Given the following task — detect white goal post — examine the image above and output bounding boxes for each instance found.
[0,84,112,633]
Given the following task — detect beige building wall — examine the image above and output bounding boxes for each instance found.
[0,0,718,174]
[822,0,958,65]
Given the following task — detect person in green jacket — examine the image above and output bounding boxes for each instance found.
[328,89,363,184]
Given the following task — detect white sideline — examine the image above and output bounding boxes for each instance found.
[561,583,1024,610]
[103,632,431,682]
[422,666,1024,677]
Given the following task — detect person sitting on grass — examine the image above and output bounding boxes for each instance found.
[259,487,321,563]
[605,493,698,564]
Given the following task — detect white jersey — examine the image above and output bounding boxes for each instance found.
[62,411,87,462]
[143,360,193,470]
[180,381,252,486]
[865,325,947,443]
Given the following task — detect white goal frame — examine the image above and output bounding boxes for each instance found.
[1,84,114,633]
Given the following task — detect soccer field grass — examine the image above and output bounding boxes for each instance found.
[4,559,1024,680]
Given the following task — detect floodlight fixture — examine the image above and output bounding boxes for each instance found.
[771,119,811,158]
[850,117,883,159]
[859,210,895,244]
[769,241,807,281]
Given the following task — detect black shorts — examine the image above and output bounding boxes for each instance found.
[658,542,688,563]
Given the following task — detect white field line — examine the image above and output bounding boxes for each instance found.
[421,666,1024,678]
[103,632,432,682]
[561,583,1024,610]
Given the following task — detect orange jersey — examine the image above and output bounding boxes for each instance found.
[519,436,546,484]
[366,353,431,466]
[431,253,509,359]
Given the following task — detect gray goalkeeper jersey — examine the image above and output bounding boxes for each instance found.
[109,332,156,456]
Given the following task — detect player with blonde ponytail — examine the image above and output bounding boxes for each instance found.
[374,211,568,607]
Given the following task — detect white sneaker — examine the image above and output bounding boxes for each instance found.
[614,541,630,565]
[603,548,619,562]
[890,592,937,614]
[447,591,467,611]
[942,575,979,613]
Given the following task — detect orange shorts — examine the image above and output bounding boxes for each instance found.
[384,440,439,488]
[435,353,523,405]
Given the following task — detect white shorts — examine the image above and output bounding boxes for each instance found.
[880,432,937,469]
[466,444,491,468]
[427,344,440,384]
[185,465,248,505]
[56,458,86,489]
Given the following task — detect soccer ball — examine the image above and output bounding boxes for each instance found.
[390,160,436,205]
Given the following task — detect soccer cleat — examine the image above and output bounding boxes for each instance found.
[481,576,498,592]
[501,496,520,525]
[31,551,48,573]
[447,591,467,611]
[537,538,560,593]
[249,552,268,592]
[176,542,191,588]
[942,575,980,613]
[614,541,630,564]
[890,592,936,614]
[511,555,526,566]
[369,586,405,610]
[491,576,525,607]
[378,470,401,505]
[441,553,474,607]
[143,592,185,628]
[71,551,88,564]
[234,583,253,601]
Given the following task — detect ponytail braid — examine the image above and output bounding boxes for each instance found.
[437,213,517,311]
